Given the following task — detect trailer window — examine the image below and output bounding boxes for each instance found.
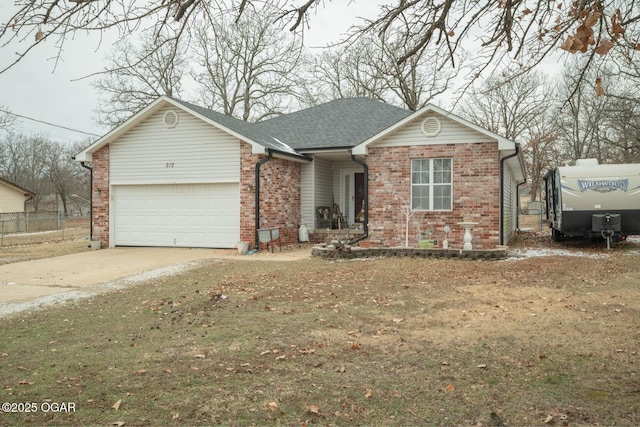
[411,158,452,210]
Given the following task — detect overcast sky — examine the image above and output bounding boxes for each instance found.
[0,2,385,144]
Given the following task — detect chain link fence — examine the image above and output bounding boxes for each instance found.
[0,212,90,246]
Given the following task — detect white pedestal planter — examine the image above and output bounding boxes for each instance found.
[457,222,478,250]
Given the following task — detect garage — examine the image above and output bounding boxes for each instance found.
[112,183,240,248]
[74,97,306,249]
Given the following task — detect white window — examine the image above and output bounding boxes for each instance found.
[411,158,452,210]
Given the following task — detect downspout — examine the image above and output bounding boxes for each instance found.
[254,150,273,250]
[80,161,93,241]
[499,143,525,245]
[349,153,369,244]
[23,195,33,212]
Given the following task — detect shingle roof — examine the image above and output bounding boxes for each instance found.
[174,97,412,155]
[170,98,303,158]
[254,98,412,150]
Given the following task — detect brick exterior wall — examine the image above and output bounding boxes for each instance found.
[90,137,498,250]
[240,142,302,250]
[91,145,110,248]
[367,142,501,249]
[91,142,300,250]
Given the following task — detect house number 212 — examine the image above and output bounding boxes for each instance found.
[165,162,175,168]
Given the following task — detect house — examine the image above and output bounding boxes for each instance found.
[0,178,35,213]
[74,96,526,250]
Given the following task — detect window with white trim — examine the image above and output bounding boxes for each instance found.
[411,158,452,210]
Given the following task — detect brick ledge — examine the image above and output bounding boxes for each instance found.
[311,244,507,260]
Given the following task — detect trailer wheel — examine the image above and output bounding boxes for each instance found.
[552,228,563,242]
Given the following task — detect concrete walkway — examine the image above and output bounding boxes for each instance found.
[0,246,311,310]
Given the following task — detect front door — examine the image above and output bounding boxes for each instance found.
[342,170,365,225]
[354,172,364,223]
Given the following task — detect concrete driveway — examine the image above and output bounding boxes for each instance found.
[0,246,311,315]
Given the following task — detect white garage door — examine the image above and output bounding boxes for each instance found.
[113,183,240,248]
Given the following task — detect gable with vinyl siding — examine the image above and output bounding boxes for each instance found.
[109,105,240,185]
[373,112,495,148]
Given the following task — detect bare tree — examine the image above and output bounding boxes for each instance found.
[594,66,640,162]
[522,125,564,201]
[1,0,210,73]
[555,60,609,162]
[46,141,90,215]
[0,133,90,213]
[0,107,16,132]
[0,133,52,210]
[305,43,390,106]
[602,101,640,162]
[376,30,462,111]
[190,5,305,122]
[458,71,558,200]
[2,0,638,99]
[93,32,187,128]
[307,32,461,111]
[458,70,552,140]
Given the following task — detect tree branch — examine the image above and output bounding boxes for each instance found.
[395,0,454,65]
[175,0,197,21]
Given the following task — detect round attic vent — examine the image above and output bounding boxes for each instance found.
[163,110,179,128]
[421,117,441,137]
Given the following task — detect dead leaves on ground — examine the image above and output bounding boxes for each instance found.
[543,413,570,426]
[258,344,318,363]
[306,403,320,414]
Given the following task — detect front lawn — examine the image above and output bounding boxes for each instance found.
[1,248,639,425]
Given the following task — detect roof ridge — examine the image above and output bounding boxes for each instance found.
[257,97,409,126]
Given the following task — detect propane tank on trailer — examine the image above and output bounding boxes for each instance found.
[298,224,309,242]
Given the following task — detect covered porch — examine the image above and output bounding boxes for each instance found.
[300,151,367,242]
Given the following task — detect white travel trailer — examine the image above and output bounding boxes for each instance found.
[544,159,640,243]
